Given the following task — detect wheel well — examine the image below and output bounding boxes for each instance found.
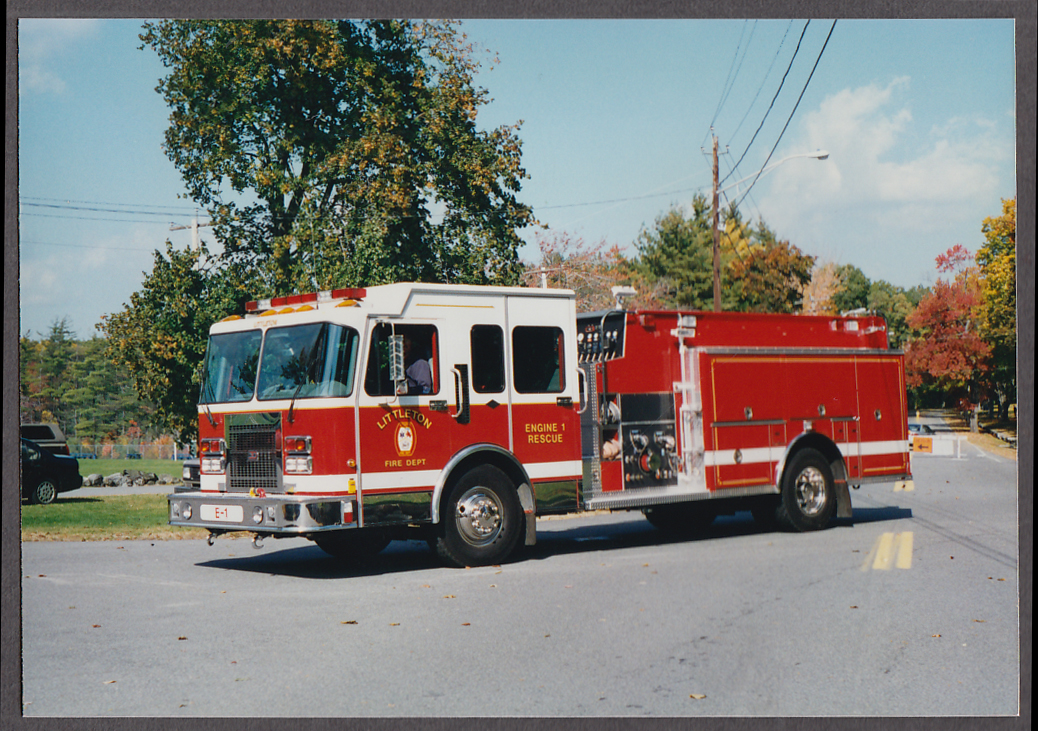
[433,446,530,525]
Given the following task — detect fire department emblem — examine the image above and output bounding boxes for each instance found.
[395,421,416,457]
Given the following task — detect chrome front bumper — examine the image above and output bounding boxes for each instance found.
[168,491,357,534]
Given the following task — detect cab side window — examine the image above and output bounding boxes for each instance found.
[512,326,565,393]
[471,325,505,393]
[365,324,439,396]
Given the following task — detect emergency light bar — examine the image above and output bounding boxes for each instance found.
[244,288,367,314]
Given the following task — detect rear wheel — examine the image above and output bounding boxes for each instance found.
[313,530,391,561]
[434,465,521,567]
[29,479,58,505]
[776,448,836,531]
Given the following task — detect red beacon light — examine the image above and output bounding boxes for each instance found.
[244,288,366,315]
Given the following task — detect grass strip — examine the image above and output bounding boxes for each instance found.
[21,494,213,541]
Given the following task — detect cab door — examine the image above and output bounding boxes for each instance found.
[355,319,454,525]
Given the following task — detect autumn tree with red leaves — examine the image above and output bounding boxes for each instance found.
[904,244,991,426]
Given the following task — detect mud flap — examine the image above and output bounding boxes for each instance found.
[518,482,537,546]
[835,479,853,519]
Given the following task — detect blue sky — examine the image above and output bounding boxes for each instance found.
[17,17,1017,339]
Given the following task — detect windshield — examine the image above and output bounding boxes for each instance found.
[201,330,262,404]
[200,324,359,404]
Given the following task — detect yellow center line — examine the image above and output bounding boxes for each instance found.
[895,531,913,569]
[861,531,914,571]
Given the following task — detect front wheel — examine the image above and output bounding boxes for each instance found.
[434,465,521,567]
[776,448,836,531]
[29,479,58,505]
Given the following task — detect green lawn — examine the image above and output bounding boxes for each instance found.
[21,494,209,541]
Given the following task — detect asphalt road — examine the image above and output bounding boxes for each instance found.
[21,419,1020,718]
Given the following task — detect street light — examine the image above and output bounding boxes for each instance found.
[718,149,830,198]
[710,141,829,311]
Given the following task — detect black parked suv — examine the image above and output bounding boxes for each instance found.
[20,438,83,504]
[20,423,70,456]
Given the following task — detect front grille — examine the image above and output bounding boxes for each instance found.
[227,416,280,493]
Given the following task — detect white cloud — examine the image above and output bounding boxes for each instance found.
[18,18,101,95]
[769,76,1007,211]
[752,76,1012,288]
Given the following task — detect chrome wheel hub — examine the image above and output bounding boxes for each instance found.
[455,488,502,546]
[794,466,828,516]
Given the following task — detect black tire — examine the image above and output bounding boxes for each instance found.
[643,502,715,534]
[313,530,391,561]
[29,479,58,505]
[434,464,521,568]
[776,448,836,531]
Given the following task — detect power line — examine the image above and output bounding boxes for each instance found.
[20,195,199,213]
[729,20,794,143]
[21,201,197,218]
[537,183,711,211]
[721,20,811,187]
[709,20,756,132]
[20,212,188,224]
[734,20,837,208]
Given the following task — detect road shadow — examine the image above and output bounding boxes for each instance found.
[195,505,916,579]
[197,539,443,579]
[841,505,914,525]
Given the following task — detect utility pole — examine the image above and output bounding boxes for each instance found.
[711,134,721,312]
[169,208,213,251]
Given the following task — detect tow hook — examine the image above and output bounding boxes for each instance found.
[207,534,217,547]
[252,535,265,550]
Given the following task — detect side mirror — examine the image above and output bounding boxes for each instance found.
[389,334,407,394]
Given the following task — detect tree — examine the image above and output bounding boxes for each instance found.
[800,261,842,315]
[976,197,1016,421]
[633,196,716,310]
[725,221,814,313]
[101,244,260,442]
[867,280,923,350]
[64,337,147,443]
[633,202,814,313]
[830,264,871,314]
[20,319,76,429]
[904,245,990,424]
[522,231,634,312]
[139,20,533,294]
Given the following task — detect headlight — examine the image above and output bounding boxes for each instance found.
[285,456,313,474]
[182,503,192,520]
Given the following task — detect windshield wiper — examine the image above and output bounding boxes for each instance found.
[287,325,327,424]
[199,369,217,427]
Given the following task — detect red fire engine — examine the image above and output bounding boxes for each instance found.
[168,282,911,567]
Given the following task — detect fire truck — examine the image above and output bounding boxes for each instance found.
[168,282,911,567]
